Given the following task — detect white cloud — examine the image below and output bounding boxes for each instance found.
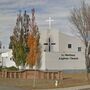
[0,0,90,47]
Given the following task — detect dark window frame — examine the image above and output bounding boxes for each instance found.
[78,47,81,52]
[68,44,72,48]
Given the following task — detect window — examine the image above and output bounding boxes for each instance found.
[68,44,72,48]
[78,47,81,51]
[44,50,46,52]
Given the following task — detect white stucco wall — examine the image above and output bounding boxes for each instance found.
[59,32,85,53]
[0,49,16,67]
[41,52,86,70]
[40,29,59,52]
[40,30,86,71]
[40,52,46,70]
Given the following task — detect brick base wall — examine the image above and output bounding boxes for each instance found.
[1,70,63,80]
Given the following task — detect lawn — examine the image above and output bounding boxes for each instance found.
[0,72,90,90]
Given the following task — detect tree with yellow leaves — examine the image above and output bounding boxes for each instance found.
[26,9,41,69]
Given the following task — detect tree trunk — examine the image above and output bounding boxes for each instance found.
[85,47,90,80]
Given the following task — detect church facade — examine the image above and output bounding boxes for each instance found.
[40,29,86,72]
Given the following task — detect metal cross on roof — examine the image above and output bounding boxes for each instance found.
[46,17,54,29]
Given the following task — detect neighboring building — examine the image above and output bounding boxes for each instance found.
[0,49,16,67]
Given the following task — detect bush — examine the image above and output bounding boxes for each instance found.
[0,66,18,71]
[7,66,18,71]
[0,66,2,71]
[1,66,18,71]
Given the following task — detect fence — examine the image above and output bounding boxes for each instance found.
[1,70,63,80]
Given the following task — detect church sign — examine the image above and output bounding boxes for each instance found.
[59,53,78,60]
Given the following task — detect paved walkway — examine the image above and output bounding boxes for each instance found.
[40,85,90,90]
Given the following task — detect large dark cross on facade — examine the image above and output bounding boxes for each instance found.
[44,37,56,52]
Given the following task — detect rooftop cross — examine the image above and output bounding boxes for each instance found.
[46,17,54,29]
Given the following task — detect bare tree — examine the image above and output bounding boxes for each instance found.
[70,1,90,80]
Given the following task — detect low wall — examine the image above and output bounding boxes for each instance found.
[1,70,63,80]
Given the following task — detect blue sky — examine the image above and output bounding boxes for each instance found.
[0,0,90,48]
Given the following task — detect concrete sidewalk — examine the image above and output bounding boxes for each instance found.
[40,85,90,90]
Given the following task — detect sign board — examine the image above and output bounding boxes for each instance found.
[59,53,78,60]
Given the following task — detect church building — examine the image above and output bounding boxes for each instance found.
[39,17,86,72]
[0,17,87,73]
